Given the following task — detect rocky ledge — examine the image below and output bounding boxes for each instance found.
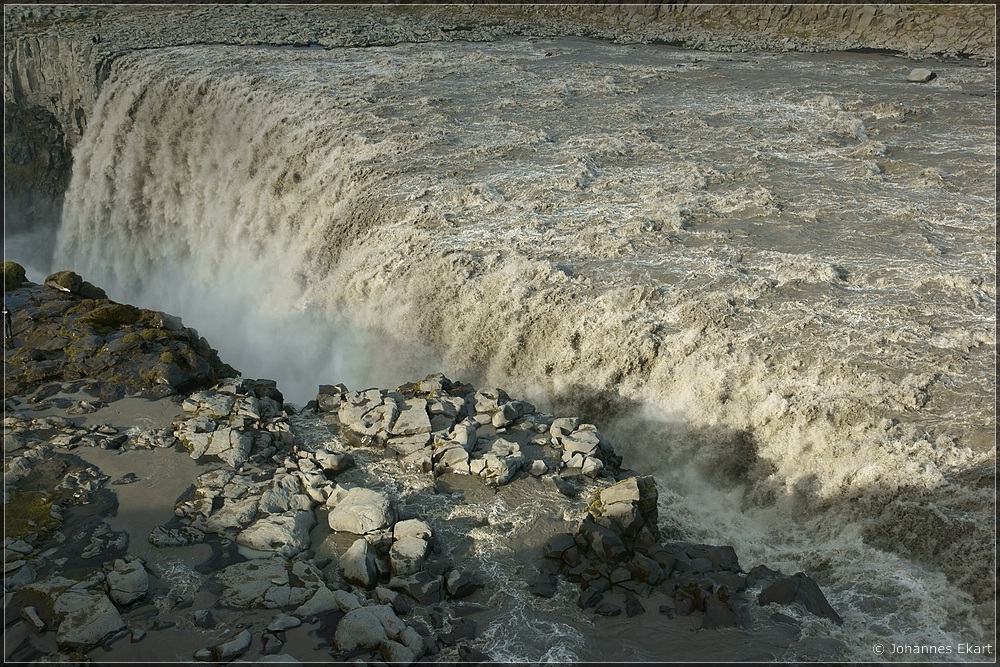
[3,262,237,402]
[4,266,842,663]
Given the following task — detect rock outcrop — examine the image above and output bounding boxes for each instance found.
[2,266,237,401]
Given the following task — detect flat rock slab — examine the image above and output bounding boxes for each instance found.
[54,590,126,648]
[213,558,324,609]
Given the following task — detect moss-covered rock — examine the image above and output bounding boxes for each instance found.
[78,303,140,331]
[4,261,28,292]
[7,273,238,399]
[4,489,60,540]
[77,281,108,300]
[45,270,84,293]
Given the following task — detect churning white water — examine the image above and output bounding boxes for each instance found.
[54,37,995,660]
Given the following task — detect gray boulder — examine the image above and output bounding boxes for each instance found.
[204,426,254,468]
[327,487,396,534]
[259,472,305,513]
[340,538,379,589]
[105,558,149,605]
[194,629,252,662]
[907,68,935,83]
[379,639,418,665]
[237,510,315,558]
[315,449,355,474]
[334,608,387,653]
[393,518,433,542]
[53,590,126,648]
[389,398,431,437]
[389,536,429,577]
[433,443,471,474]
[388,571,443,604]
[213,558,324,609]
[293,586,356,619]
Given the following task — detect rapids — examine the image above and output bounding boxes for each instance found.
[49,37,995,660]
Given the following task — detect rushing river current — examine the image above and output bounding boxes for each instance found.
[38,36,997,660]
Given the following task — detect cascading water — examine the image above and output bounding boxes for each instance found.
[55,38,995,660]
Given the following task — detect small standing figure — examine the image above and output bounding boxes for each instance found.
[3,304,12,349]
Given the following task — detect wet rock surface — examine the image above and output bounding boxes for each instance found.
[3,275,845,662]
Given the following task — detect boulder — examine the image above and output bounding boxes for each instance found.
[21,606,46,632]
[472,438,524,486]
[259,472,304,513]
[44,270,83,293]
[315,449,355,474]
[624,592,645,617]
[194,609,216,629]
[594,601,622,616]
[389,398,431,437]
[365,603,407,639]
[293,586,349,619]
[560,429,601,457]
[204,426,254,468]
[53,590,126,648]
[627,553,664,585]
[237,510,315,558]
[549,417,580,438]
[374,587,412,616]
[445,569,480,599]
[316,384,348,412]
[105,558,149,605]
[338,389,385,429]
[757,572,842,625]
[193,629,252,662]
[474,388,509,413]
[388,571,443,604]
[491,402,521,428]
[390,536,430,577]
[433,443,471,474]
[353,401,399,439]
[393,518,433,542]
[267,614,302,633]
[334,608,388,653]
[213,558,324,609]
[577,586,604,609]
[701,595,742,630]
[578,518,630,563]
[340,538,379,589]
[3,261,27,291]
[527,574,558,598]
[448,419,479,449]
[543,533,577,559]
[379,639,417,665]
[327,487,396,534]
[907,68,935,83]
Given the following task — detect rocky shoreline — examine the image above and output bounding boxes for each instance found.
[3,264,845,662]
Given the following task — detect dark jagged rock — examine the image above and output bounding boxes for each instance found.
[624,592,645,617]
[701,594,742,630]
[526,574,558,598]
[757,572,844,625]
[577,586,604,609]
[594,601,622,616]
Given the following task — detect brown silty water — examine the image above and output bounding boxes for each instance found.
[24,35,998,661]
